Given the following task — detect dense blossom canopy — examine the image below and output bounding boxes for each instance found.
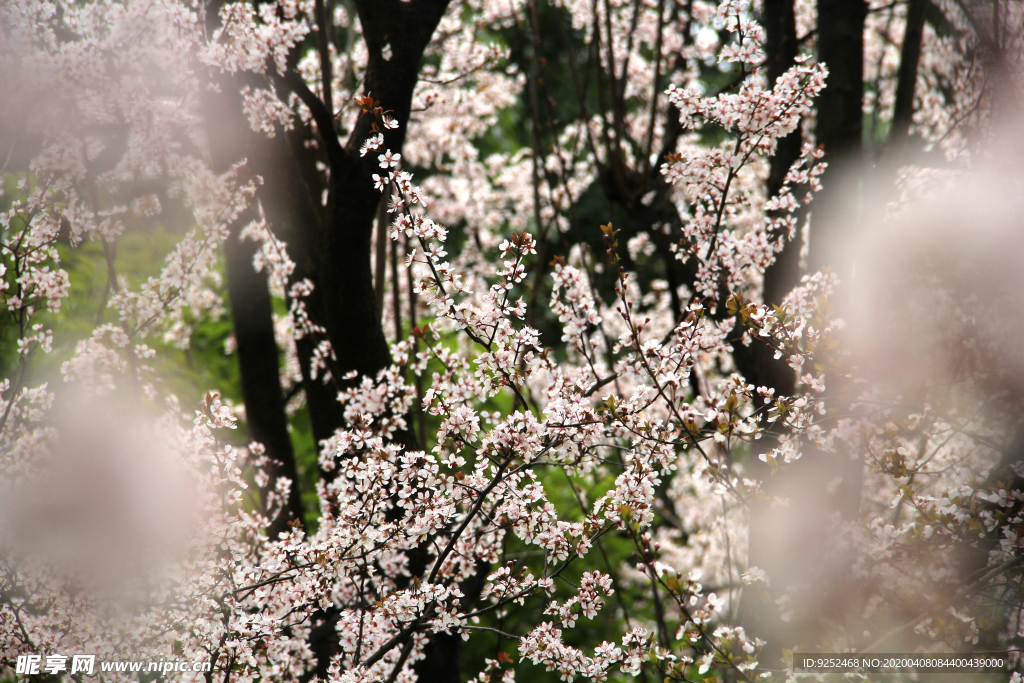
[1,0,1023,681]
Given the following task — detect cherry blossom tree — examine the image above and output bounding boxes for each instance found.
[2,0,1023,682]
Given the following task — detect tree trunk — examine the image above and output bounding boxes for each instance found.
[200,49,306,537]
[308,0,453,390]
[274,3,466,679]
[807,0,867,275]
[890,0,928,145]
[244,122,346,461]
[731,0,803,402]
[740,0,868,661]
[224,218,305,536]
[733,0,804,662]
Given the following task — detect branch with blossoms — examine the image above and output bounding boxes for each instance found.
[660,1,827,301]
[6,0,1023,681]
[334,110,777,679]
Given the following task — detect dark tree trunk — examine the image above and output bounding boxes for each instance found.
[733,0,804,661]
[243,123,346,458]
[761,0,804,318]
[806,0,867,275]
[731,0,803,402]
[806,0,870,547]
[259,0,452,460]
[891,0,928,145]
[299,0,453,393]
[738,0,868,662]
[274,4,467,680]
[224,220,305,536]
[200,44,306,536]
[204,0,461,675]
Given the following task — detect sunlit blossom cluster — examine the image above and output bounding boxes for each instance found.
[2,0,1023,681]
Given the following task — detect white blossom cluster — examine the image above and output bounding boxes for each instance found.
[2,0,1023,681]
